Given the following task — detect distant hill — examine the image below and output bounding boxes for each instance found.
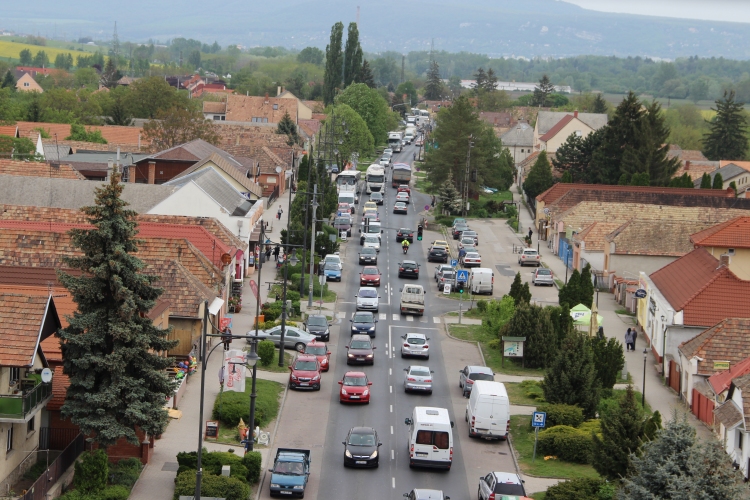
[5,0,750,59]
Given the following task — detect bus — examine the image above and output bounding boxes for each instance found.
[336,170,361,195]
[417,109,431,126]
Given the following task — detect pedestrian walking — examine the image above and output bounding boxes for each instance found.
[631,328,637,350]
[265,246,272,262]
[277,205,283,220]
[625,328,634,351]
[222,327,232,351]
[528,228,533,240]
[597,326,604,340]
[273,244,280,261]
[431,196,436,207]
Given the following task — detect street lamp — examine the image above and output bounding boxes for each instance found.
[642,348,648,407]
[278,249,299,367]
[244,338,260,451]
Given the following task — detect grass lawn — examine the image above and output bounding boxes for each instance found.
[505,380,545,406]
[215,379,284,445]
[252,349,295,373]
[511,415,600,480]
[448,324,546,377]
[530,493,546,500]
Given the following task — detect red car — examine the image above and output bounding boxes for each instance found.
[304,340,331,372]
[288,354,321,390]
[360,266,382,287]
[397,185,411,195]
[338,371,372,404]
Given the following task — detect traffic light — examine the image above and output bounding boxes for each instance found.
[417,225,423,241]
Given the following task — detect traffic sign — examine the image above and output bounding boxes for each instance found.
[424,205,430,211]
[634,289,647,299]
[450,259,458,267]
[443,284,451,295]
[532,411,547,428]
[456,270,469,282]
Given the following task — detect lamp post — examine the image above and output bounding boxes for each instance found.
[245,338,260,451]
[278,249,299,367]
[307,185,319,308]
[642,348,648,407]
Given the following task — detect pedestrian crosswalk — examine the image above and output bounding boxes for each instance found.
[339,311,443,324]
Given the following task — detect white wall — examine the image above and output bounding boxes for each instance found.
[609,254,679,281]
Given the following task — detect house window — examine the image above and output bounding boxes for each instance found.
[24,82,29,87]
[273,104,278,110]
[738,429,744,450]
[27,416,34,433]
[9,367,19,386]
[263,118,268,123]
[213,115,221,120]
[729,249,736,256]
[6,426,13,452]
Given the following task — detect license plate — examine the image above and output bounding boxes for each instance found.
[300,383,309,386]
[415,452,428,457]
[280,492,292,495]
[350,395,360,399]
[356,461,367,464]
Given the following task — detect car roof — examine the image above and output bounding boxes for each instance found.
[399,228,413,231]
[468,365,494,374]
[403,260,418,264]
[350,426,376,434]
[358,286,377,291]
[344,370,367,377]
[412,490,445,500]
[295,354,318,362]
[406,332,426,338]
[492,471,523,484]
[350,334,372,341]
[466,252,481,257]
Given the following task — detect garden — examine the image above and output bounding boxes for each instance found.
[57,451,143,500]
[172,449,261,500]
[212,377,284,445]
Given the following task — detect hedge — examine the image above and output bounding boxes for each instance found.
[74,450,108,494]
[212,379,283,428]
[258,340,275,366]
[537,425,594,464]
[544,477,609,500]
[173,470,250,500]
[535,403,584,428]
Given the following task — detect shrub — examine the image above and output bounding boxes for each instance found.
[261,301,282,321]
[285,290,301,302]
[173,470,250,500]
[110,458,142,488]
[537,425,594,464]
[258,340,275,367]
[545,477,607,500]
[536,403,585,428]
[486,339,500,350]
[99,485,131,500]
[74,449,108,494]
[476,299,488,312]
[520,379,545,402]
[177,451,251,484]
[242,451,263,483]
[211,379,282,428]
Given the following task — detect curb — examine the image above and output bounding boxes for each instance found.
[255,378,291,500]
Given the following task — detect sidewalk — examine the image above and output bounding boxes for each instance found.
[510,184,714,442]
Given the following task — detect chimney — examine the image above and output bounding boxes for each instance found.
[265,93,269,104]
[685,160,690,171]
[107,158,113,181]
[574,110,579,118]
[720,254,730,267]
[148,160,156,184]
[277,86,281,96]
[128,165,136,183]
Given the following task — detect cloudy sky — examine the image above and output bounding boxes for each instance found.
[562,0,750,24]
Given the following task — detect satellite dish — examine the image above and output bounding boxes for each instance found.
[221,253,232,265]
[41,368,52,383]
[275,166,282,174]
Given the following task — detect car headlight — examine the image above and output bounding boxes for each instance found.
[368,326,375,331]
[312,375,320,381]
[290,374,298,380]
[293,485,304,490]
[341,388,347,395]
[366,354,373,358]
[345,450,352,458]
[363,389,369,396]
[370,450,378,459]
[271,484,281,488]
[348,353,354,358]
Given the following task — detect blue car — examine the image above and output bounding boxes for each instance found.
[350,311,377,337]
[323,263,342,282]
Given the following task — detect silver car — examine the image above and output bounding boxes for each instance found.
[403,365,434,394]
[401,333,430,359]
[459,365,495,397]
[434,264,453,282]
[532,268,554,286]
[246,325,316,352]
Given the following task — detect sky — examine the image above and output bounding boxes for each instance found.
[562,0,750,24]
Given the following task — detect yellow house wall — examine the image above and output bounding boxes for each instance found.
[542,120,594,153]
[702,246,750,280]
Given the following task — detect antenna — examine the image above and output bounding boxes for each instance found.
[356,6,360,25]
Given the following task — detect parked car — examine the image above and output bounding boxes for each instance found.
[460,230,479,245]
[248,325,316,353]
[434,264,454,281]
[346,335,376,365]
[428,247,448,263]
[343,427,381,467]
[303,314,331,342]
[518,248,541,267]
[429,240,450,252]
[451,218,467,227]
[401,332,430,359]
[462,252,482,268]
[459,365,495,397]
[532,268,554,286]
[304,340,331,372]
[403,365,434,394]
[350,312,378,337]
[398,260,420,279]
[269,449,311,498]
[478,472,527,499]
[355,287,380,312]
[457,236,475,251]
[323,262,342,281]
[404,490,450,500]
[438,270,456,291]
[323,254,343,270]
[339,371,372,403]
[396,228,415,243]
[359,266,381,287]
[288,354,321,390]
[452,223,470,239]
[393,202,408,214]
[358,247,378,265]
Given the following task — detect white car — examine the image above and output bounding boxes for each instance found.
[383,148,394,156]
[379,155,391,166]
[462,252,482,268]
[323,254,343,270]
[401,332,430,359]
[363,235,381,252]
[458,236,475,251]
[395,192,410,203]
[355,287,380,312]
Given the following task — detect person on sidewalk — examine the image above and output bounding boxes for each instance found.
[431,196,436,207]
[631,328,637,350]
[277,205,283,220]
[273,244,280,261]
[625,328,635,351]
[222,327,232,351]
[528,227,533,240]
[265,246,272,262]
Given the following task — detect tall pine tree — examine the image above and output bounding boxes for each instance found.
[523,150,554,199]
[559,268,581,307]
[579,263,595,307]
[592,93,608,114]
[57,173,177,446]
[343,22,362,87]
[358,59,376,88]
[591,385,644,480]
[424,60,443,100]
[472,68,487,93]
[323,22,344,106]
[713,172,724,189]
[703,90,748,161]
[532,75,555,107]
[700,172,712,189]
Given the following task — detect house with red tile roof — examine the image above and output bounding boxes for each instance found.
[15,73,43,93]
[202,94,298,125]
[691,216,750,280]
[712,369,750,478]
[536,111,597,153]
[0,159,85,180]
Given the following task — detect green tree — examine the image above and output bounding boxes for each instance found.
[552,128,604,183]
[669,173,694,188]
[336,83,391,144]
[486,68,498,91]
[438,174,463,214]
[700,172,712,189]
[1,70,15,90]
[32,50,49,67]
[520,282,532,304]
[712,172,724,189]
[54,53,73,70]
[358,59,376,88]
[592,91,645,184]
[643,410,663,441]
[65,123,108,144]
[100,57,120,88]
[545,477,608,500]
[548,304,574,349]
[104,88,134,126]
[423,60,443,100]
[590,337,625,390]
[558,269,581,308]
[508,272,524,303]
[541,331,601,419]
[472,68,487,93]
[702,90,748,161]
[592,93,608,114]
[276,111,299,146]
[396,81,418,107]
[319,103,373,167]
[143,106,219,150]
[323,22,344,106]
[187,49,201,69]
[532,74,555,107]
[579,263,594,308]
[523,150,554,199]
[503,304,557,369]
[125,76,190,119]
[343,23,362,87]
[591,385,644,480]
[297,47,324,65]
[19,48,32,66]
[561,171,573,183]
[57,173,178,446]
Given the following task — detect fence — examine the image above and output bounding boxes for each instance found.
[22,433,85,500]
[39,427,80,451]
[267,186,280,208]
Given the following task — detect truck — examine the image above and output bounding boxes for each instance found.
[392,163,412,188]
[268,448,310,498]
[388,131,403,152]
[365,164,386,194]
[404,126,417,144]
[400,284,425,316]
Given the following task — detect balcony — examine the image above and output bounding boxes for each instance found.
[0,378,52,423]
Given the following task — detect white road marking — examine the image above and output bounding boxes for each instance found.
[392,477,395,488]
[391,426,394,435]
[433,317,441,323]
[390,404,393,413]
[390,385,393,393]
[392,313,399,321]
[391,450,394,460]
[379,313,387,320]
[389,368,392,376]
[406,316,414,322]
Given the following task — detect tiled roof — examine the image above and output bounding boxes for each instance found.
[713,398,744,429]
[682,272,750,326]
[536,111,607,134]
[708,356,750,396]
[142,139,239,165]
[302,100,324,113]
[479,111,514,128]
[47,365,67,411]
[672,160,719,181]
[166,152,263,198]
[691,217,750,249]
[216,94,298,124]
[16,122,147,148]
[721,160,750,171]
[0,125,18,137]
[0,159,85,180]
[606,219,715,257]
[500,122,534,147]
[679,319,750,377]
[203,101,227,114]
[0,294,54,367]
[298,119,321,137]
[539,114,576,143]
[537,183,733,205]
[667,147,708,162]
[42,139,145,154]
[571,222,622,251]
[650,248,724,311]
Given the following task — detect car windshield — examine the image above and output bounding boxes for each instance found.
[403,263,417,269]
[455,225,469,232]
[353,314,373,323]
[494,483,526,496]
[431,249,445,254]
[334,218,350,225]
[395,202,406,207]
[361,247,376,254]
[307,316,327,327]
[469,372,494,381]
[359,289,378,298]
[461,238,474,244]
[350,339,371,348]
[348,432,376,446]
[407,337,426,345]
[463,231,477,236]
[365,237,379,243]
[362,268,378,275]
[466,253,480,258]
[305,346,326,355]
[344,375,368,386]
[325,257,340,263]
[409,367,431,377]
[442,272,455,278]
[294,361,318,371]
[371,193,382,199]
[537,269,551,276]
[325,263,339,271]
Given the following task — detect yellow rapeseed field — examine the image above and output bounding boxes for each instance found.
[0,40,94,62]
[701,109,717,121]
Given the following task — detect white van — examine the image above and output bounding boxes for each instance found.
[338,192,356,207]
[466,381,510,440]
[404,407,454,469]
[469,268,494,295]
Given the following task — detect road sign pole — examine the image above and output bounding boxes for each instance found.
[459,291,462,324]
[533,427,538,463]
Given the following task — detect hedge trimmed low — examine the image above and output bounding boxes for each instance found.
[537,425,594,464]
[535,403,585,428]
[173,470,250,500]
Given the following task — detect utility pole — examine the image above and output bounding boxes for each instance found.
[401,55,405,85]
[307,184,319,308]
[463,137,473,217]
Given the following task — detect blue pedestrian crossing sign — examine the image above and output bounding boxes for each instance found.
[532,411,547,428]
[450,259,458,267]
[456,270,469,282]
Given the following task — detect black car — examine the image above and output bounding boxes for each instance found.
[398,260,420,279]
[359,247,378,265]
[396,228,414,243]
[350,311,378,337]
[428,247,448,263]
[304,314,331,341]
[452,224,469,239]
[369,192,384,206]
[343,427,381,468]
